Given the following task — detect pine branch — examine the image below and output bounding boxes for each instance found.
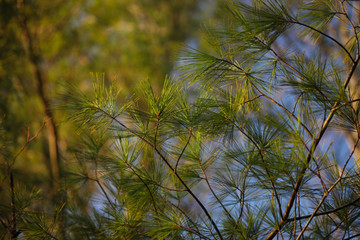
[123,161,159,214]
[286,196,360,222]
[339,0,359,58]
[221,112,284,224]
[197,157,231,218]
[295,136,360,239]
[175,127,192,172]
[219,58,314,138]
[94,106,224,240]
[266,55,360,240]
[227,168,249,240]
[280,19,355,63]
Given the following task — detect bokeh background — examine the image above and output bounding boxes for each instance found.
[0,0,219,201]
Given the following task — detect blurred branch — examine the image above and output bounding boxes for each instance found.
[9,118,48,170]
[17,0,61,190]
[9,172,19,239]
[0,118,47,190]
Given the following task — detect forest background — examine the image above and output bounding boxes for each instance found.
[0,0,219,238]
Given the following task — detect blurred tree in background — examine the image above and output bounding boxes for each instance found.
[0,0,216,238]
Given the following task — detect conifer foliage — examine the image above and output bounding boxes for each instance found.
[2,0,360,239]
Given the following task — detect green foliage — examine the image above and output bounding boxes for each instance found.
[2,0,360,239]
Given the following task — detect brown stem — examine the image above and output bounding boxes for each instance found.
[286,196,360,223]
[197,158,231,217]
[232,94,264,107]
[151,181,186,192]
[9,173,19,239]
[339,0,359,58]
[7,119,47,171]
[123,161,158,214]
[33,222,59,240]
[344,233,360,240]
[95,179,116,211]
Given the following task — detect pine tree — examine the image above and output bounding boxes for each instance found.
[2,0,360,239]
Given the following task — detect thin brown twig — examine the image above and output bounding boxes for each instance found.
[322,220,344,240]
[123,161,158,214]
[220,58,313,138]
[0,119,48,189]
[154,144,223,239]
[307,159,327,193]
[9,118,48,169]
[297,192,304,240]
[344,233,360,240]
[175,127,192,172]
[159,195,209,240]
[279,230,285,240]
[231,94,264,107]
[279,20,355,63]
[286,196,360,223]
[255,37,333,107]
[93,151,117,212]
[293,189,297,239]
[222,114,284,219]
[34,222,59,240]
[339,0,359,58]
[95,179,116,211]
[152,181,187,192]
[227,168,249,240]
[196,157,231,217]
[292,93,304,114]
